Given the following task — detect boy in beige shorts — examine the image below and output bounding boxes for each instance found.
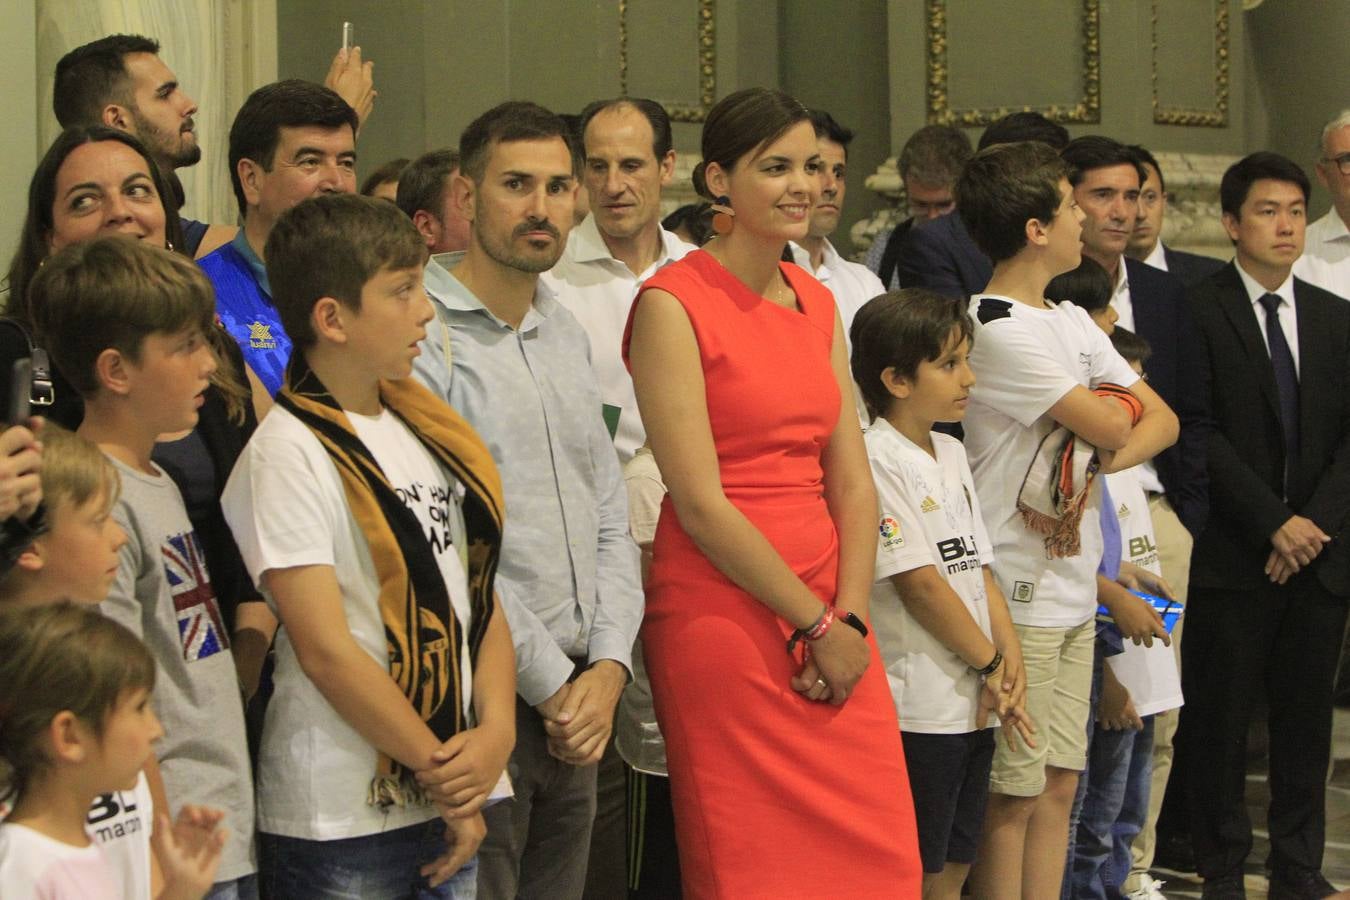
[954,141,1178,900]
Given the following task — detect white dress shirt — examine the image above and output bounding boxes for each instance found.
[1108,258,1135,332]
[1141,240,1168,272]
[789,239,887,350]
[1236,260,1300,376]
[1294,208,1350,302]
[542,215,696,463]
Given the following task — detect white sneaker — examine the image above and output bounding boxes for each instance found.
[1126,873,1169,899]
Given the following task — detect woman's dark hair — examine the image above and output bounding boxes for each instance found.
[1046,256,1113,314]
[5,126,184,323]
[850,288,975,421]
[662,203,714,246]
[691,88,811,200]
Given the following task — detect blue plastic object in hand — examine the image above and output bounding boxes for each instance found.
[1096,589,1183,634]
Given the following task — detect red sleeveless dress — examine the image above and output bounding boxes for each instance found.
[623,250,921,898]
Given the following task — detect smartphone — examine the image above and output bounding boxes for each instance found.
[342,21,355,51]
[7,358,31,426]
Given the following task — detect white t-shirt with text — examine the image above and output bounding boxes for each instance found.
[867,420,996,733]
[222,404,473,840]
[964,294,1140,628]
[0,821,118,899]
[0,773,151,900]
[1103,468,1183,717]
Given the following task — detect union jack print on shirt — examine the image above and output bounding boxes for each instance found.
[163,531,229,661]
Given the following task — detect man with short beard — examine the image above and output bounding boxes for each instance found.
[53,33,374,259]
[54,35,212,253]
[411,101,642,900]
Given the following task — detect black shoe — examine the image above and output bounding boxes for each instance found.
[1154,833,1197,874]
[1200,873,1247,899]
[1269,867,1340,900]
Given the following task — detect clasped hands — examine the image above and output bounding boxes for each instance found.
[534,659,627,766]
[790,620,870,706]
[411,722,513,887]
[1266,514,1331,585]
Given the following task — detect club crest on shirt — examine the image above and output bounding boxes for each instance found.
[163,530,229,661]
[879,515,905,549]
[249,321,277,350]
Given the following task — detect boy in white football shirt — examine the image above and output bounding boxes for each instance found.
[956,142,1179,900]
[851,288,1033,900]
[1071,328,1184,900]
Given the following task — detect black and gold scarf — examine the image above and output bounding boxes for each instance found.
[276,354,504,807]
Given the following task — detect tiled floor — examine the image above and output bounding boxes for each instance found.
[1152,710,1350,899]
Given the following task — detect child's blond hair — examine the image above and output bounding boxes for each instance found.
[37,424,120,516]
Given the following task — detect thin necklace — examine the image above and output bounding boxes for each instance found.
[706,241,794,307]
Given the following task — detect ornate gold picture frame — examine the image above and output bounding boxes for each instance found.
[1151,0,1229,127]
[925,0,1101,126]
[618,0,716,123]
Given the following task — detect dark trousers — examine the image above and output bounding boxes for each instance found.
[1178,574,1347,879]
[625,769,681,899]
[582,736,628,900]
[478,697,598,900]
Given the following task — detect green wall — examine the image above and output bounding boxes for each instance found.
[275,0,1344,252]
[1244,0,1349,219]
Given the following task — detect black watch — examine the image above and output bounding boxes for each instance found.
[839,611,868,638]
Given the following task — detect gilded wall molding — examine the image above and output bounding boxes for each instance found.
[1151,0,1229,127]
[618,0,716,123]
[925,0,1101,126]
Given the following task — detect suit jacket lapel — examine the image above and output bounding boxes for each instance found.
[1214,266,1282,418]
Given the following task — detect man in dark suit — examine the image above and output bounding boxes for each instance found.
[1126,145,1227,287]
[1181,152,1350,900]
[893,112,1069,298]
[1061,137,1208,533]
[865,124,971,290]
[1059,136,1211,896]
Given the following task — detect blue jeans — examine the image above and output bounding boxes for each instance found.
[260,820,478,900]
[1065,642,1158,900]
[1106,717,1155,894]
[204,874,259,900]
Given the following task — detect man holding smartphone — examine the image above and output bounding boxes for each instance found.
[51,33,375,259]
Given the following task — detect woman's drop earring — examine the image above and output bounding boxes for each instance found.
[711,195,735,235]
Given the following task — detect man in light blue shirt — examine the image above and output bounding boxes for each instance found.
[411,100,642,900]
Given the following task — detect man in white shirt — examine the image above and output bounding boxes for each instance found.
[542,98,695,464]
[1124,145,1226,288]
[1294,109,1350,301]
[790,110,887,346]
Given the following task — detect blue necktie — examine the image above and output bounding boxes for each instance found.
[1258,292,1300,486]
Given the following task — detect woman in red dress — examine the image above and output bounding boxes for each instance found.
[624,88,921,898]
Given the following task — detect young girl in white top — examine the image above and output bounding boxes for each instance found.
[0,603,223,899]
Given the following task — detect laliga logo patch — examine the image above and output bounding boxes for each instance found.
[879,515,904,549]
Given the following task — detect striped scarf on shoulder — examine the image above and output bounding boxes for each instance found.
[276,353,504,807]
[1016,382,1143,558]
